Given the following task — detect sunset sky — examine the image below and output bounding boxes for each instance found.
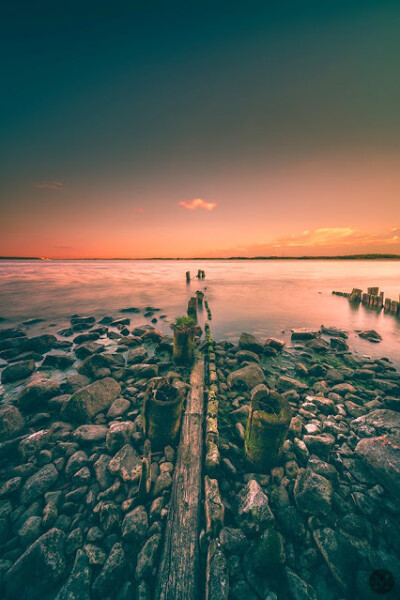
[1,1,399,258]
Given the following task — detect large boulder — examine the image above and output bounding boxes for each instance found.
[4,528,66,600]
[227,364,265,390]
[18,378,61,411]
[1,359,36,383]
[77,353,124,378]
[239,333,263,354]
[294,468,333,516]
[61,377,121,422]
[20,463,59,505]
[0,405,25,441]
[355,435,400,500]
[25,334,57,353]
[352,409,400,437]
[55,548,91,600]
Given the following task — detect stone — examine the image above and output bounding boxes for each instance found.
[42,354,75,369]
[153,471,173,496]
[65,450,89,476]
[61,377,121,422]
[303,433,335,460]
[135,533,161,579]
[55,548,91,600]
[19,378,61,411]
[239,333,263,354]
[108,444,142,482]
[77,353,124,378]
[73,425,108,444]
[285,568,318,600]
[235,349,260,364]
[291,328,319,340]
[106,397,131,418]
[127,346,148,364]
[251,527,285,571]
[358,329,382,343]
[125,363,158,378]
[312,527,356,594]
[121,505,148,542]
[293,468,333,516]
[1,359,35,383]
[75,341,105,359]
[227,364,265,390]
[277,376,308,392]
[352,409,400,436]
[207,542,229,600]
[20,463,59,505]
[0,476,22,498]
[330,382,356,396]
[0,404,25,441]
[92,543,126,598]
[18,515,42,546]
[219,527,249,554]
[106,421,134,453]
[264,337,285,351]
[25,334,57,353]
[238,479,274,533]
[94,454,113,489]
[4,528,66,600]
[355,434,400,500]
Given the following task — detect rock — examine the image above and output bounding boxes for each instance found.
[108,444,142,482]
[291,328,319,340]
[18,515,42,546]
[355,435,400,500]
[0,476,22,498]
[106,397,131,418]
[330,336,349,351]
[73,425,108,444]
[207,542,229,600]
[358,329,382,343]
[305,338,329,353]
[92,543,126,598]
[135,533,161,579]
[4,528,66,600]
[20,463,59,505]
[293,468,333,516]
[285,568,318,600]
[330,382,356,396]
[19,378,61,411]
[352,409,400,436]
[277,375,308,393]
[125,363,158,378]
[321,325,348,339]
[65,450,89,476]
[77,353,122,378]
[106,422,134,453]
[0,405,25,441]
[19,429,51,460]
[312,527,356,594]
[61,377,121,422]
[239,333,263,354]
[94,454,113,489]
[238,480,274,533]
[306,395,335,415]
[264,337,285,351]
[121,506,148,542]
[219,527,249,555]
[0,327,26,340]
[1,359,35,383]
[303,433,335,460]
[55,548,91,600]
[141,328,164,343]
[251,527,285,571]
[227,364,265,390]
[42,354,75,369]
[25,334,57,353]
[127,346,148,365]
[235,350,260,364]
[75,341,105,359]
[383,396,400,412]
[153,471,173,496]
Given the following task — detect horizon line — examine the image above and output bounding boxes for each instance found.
[1,254,400,261]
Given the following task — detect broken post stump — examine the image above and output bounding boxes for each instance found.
[142,379,186,450]
[186,271,191,283]
[172,316,196,366]
[245,384,292,471]
[187,296,198,323]
[348,288,362,303]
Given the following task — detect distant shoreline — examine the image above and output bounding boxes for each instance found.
[1,254,400,261]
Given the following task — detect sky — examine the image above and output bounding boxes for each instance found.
[1,0,400,258]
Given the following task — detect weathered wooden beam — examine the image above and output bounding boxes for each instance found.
[156,357,205,600]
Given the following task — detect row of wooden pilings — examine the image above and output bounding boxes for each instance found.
[186,269,206,283]
[333,286,400,315]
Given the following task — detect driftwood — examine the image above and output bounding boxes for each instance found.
[156,357,205,600]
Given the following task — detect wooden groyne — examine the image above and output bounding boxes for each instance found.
[156,357,205,600]
[332,286,400,315]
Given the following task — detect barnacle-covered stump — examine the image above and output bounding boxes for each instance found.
[245,384,292,471]
[143,379,186,450]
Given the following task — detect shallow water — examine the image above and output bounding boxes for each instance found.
[0,259,399,365]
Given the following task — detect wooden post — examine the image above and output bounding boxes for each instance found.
[196,290,204,307]
[142,380,186,450]
[348,288,362,303]
[186,271,191,283]
[156,358,205,600]
[172,318,196,366]
[187,297,198,323]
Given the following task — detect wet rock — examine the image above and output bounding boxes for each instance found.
[207,542,229,600]
[312,527,356,594]
[19,378,61,411]
[227,364,265,390]
[153,471,173,496]
[321,325,348,338]
[106,397,131,418]
[65,450,89,476]
[4,528,66,600]
[294,468,333,516]
[330,382,356,396]
[20,463,59,505]
[239,333,263,354]
[264,337,285,351]
[73,425,108,444]
[358,329,382,343]
[61,377,121,422]
[42,354,75,369]
[330,336,349,351]
[0,404,25,441]
[355,434,400,500]
[0,327,26,341]
[135,533,161,579]
[235,349,260,364]
[94,454,113,489]
[19,429,51,460]
[125,363,158,378]
[127,346,148,365]
[251,527,285,571]
[303,433,335,460]
[18,515,42,546]
[25,334,57,353]
[92,542,126,598]
[106,421,134,453]
[219,527,249,555]
[0,476,22,498]
[238,479,274,533]
[277,375,308,393]
[285,567,318,600]
[55,548,91,600]
[121,505,148,542]
[108,444,142,482]
[291,328,319,341]
[1,359,36,383]
[353,409,400,436]
[75,341,105,360]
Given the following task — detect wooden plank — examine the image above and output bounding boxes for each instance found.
[156,357,205,600]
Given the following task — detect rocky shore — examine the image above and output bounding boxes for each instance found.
[0,312,399,599]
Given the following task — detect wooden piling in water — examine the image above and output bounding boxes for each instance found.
[156,358,205,600]
[186,271,191,283]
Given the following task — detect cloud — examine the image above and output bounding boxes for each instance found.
[34,181,64,190]
[179,198,217,211]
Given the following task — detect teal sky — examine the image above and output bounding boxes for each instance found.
[1,1,400,257]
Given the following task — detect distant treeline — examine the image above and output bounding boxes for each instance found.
[1,254,400,261]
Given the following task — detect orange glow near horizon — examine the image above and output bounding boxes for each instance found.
[1,152,400,259]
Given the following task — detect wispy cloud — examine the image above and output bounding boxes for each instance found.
[34,181,64,190]
[179,198,217,211]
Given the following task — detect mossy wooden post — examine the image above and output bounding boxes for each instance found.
[172,316,196,366]
[142,379,186,450]
[348,288,362,303]
[186,271,191,283]
[245,384,292,471]
[196,290,204,307]
[187,296,198,323]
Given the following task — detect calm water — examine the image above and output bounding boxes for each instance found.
[0,259,400,365]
